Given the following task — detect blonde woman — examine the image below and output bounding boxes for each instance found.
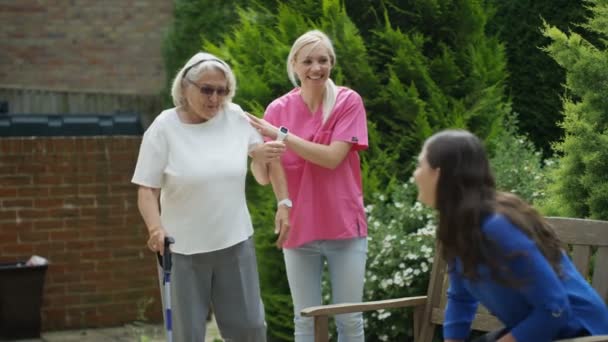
[248,31,368,342]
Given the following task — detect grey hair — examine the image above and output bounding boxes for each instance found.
[287,30,337,124]
[170,52,236,108]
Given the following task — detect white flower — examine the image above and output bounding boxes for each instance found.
[378,311,392,320]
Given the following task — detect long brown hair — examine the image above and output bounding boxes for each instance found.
[423,130,563,285]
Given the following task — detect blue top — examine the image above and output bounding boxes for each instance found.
[444,214,608,341]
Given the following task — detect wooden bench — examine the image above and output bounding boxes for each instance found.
[301,217,608,341]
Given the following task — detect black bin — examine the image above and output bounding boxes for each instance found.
[0,262,48,339]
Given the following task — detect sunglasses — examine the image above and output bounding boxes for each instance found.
[186,79,230,97]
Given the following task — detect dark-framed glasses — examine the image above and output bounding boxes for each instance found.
[186,79,230,97]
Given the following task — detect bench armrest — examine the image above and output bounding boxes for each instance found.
[555,337,608,342]
[301,295,427,317]
[300,296,428,342]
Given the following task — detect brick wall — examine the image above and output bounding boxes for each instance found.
[0,136,161,330]
[0,0,173,95]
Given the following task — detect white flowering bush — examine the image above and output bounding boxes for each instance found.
[489,113,553,205]
[363,179,436,341]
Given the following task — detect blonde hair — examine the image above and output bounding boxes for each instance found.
[170,52,236,108]
[287,30,337,124]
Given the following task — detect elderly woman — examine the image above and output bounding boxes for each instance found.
[132,52,284,341]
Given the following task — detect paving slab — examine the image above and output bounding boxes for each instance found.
[4,318,221,342]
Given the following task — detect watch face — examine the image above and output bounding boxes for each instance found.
[280,126,288,134]
[279,199,292,208]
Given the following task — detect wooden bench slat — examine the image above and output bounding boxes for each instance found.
[592,247,608,301]
[571,245,592,276]
[547,217,608,246]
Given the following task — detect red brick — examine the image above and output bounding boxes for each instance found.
[0,232,18,244]
[34,198,64,208]
[33,241,67,256]
[45,294,82,307]
[0,175,32,185]
[48,207,79,218]
[17,208,49,219]
[66,282,97,294]
[0,221,33,231]
[50,231,79,241]
[19,230,50,242]
[33,219,64,230]
[66,240,95,250]
[35,174,63,185]
[2,244,34,255]
[0,165,16,174]
[0,209,17,221]
[0,187,18,198]
[2,199,33,208]
[48,186,78,197]
[18,164,47,174]
[18,187,49,197]
[81,250,112,261]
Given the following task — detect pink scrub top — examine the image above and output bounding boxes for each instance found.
[264,86,369,248]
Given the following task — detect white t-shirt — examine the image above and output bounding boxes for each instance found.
[131,104,263,254]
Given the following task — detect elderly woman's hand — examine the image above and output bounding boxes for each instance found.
[251,141,286,163]
[147,226,167,255]
[247,113,279,139]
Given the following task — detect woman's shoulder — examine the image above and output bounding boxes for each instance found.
[224,102,244,115]
[224,102,254,127]
[146,108,178,133]
[482,213,518,233]
[482,213,534,248]
[335,86,364,109]
[336,86,362,99]
[267,88,300,110]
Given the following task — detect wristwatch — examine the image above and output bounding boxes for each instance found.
[277,126,289,142]
[278,198,293,208]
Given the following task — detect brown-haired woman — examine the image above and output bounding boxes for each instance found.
[413,129,608,342]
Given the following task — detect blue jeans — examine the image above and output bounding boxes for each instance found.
[283,238,367,342]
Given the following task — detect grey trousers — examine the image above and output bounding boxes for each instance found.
[160,237,266,342]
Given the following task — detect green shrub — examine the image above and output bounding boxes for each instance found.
[489,113,552,205]
[487,0,588,153]
[541,0,608,219]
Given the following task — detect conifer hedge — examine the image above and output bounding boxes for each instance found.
[541,0,608,219]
